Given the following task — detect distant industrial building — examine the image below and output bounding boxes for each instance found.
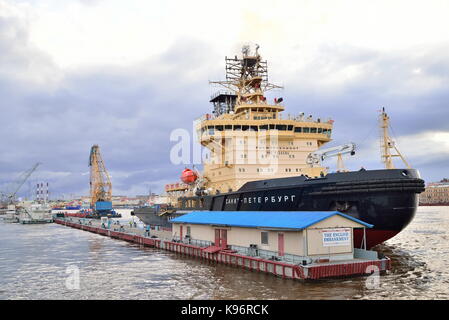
[49,193,167,209]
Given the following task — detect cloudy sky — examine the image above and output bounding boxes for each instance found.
[1,0,448,198]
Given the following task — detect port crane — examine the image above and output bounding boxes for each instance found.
[0,162,41,205]
[307,143,356,172]
[89,145,116,217]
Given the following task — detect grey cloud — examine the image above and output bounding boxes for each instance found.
[270,43,449,182]
[283,43,449,145]
[1,14,449,198]
[0,14,214,197]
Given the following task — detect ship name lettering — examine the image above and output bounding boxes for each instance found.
[226,195,296,205]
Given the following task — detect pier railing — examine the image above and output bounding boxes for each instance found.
[229,245,310,265]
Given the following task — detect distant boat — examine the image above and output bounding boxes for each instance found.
[65,205,81,210]
[19,203,53,224]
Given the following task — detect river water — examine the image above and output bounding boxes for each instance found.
[0,207,448,300]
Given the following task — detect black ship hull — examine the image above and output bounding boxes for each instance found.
[133,168,425,248]
[132,206,174,229]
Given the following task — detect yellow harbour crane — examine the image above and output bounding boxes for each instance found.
[89,145,116,216]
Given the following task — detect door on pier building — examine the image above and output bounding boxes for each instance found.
[278,233,285,256]
[214,229,228,248]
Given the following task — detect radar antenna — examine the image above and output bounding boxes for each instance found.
[209,45,282,108]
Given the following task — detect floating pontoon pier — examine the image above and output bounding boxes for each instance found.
[54,215,390,280]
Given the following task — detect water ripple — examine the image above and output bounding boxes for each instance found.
[1,207,449,299]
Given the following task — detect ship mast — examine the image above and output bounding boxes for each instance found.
[209,44,282,110]
[380,108,410,169]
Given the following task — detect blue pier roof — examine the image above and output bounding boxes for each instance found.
[170,211,373,229]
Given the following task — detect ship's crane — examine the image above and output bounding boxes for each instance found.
[89,145,115,216]
[307,143,356,172]
[0,163,41,205]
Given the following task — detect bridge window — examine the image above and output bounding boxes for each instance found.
[294,127,302,133]
[287,125,293,130]
[303,127,310,133]
[310,128,317,133]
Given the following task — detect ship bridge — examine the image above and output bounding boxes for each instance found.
[197,113,333,146]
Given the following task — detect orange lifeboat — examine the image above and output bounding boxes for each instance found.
[180,168,198,184]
